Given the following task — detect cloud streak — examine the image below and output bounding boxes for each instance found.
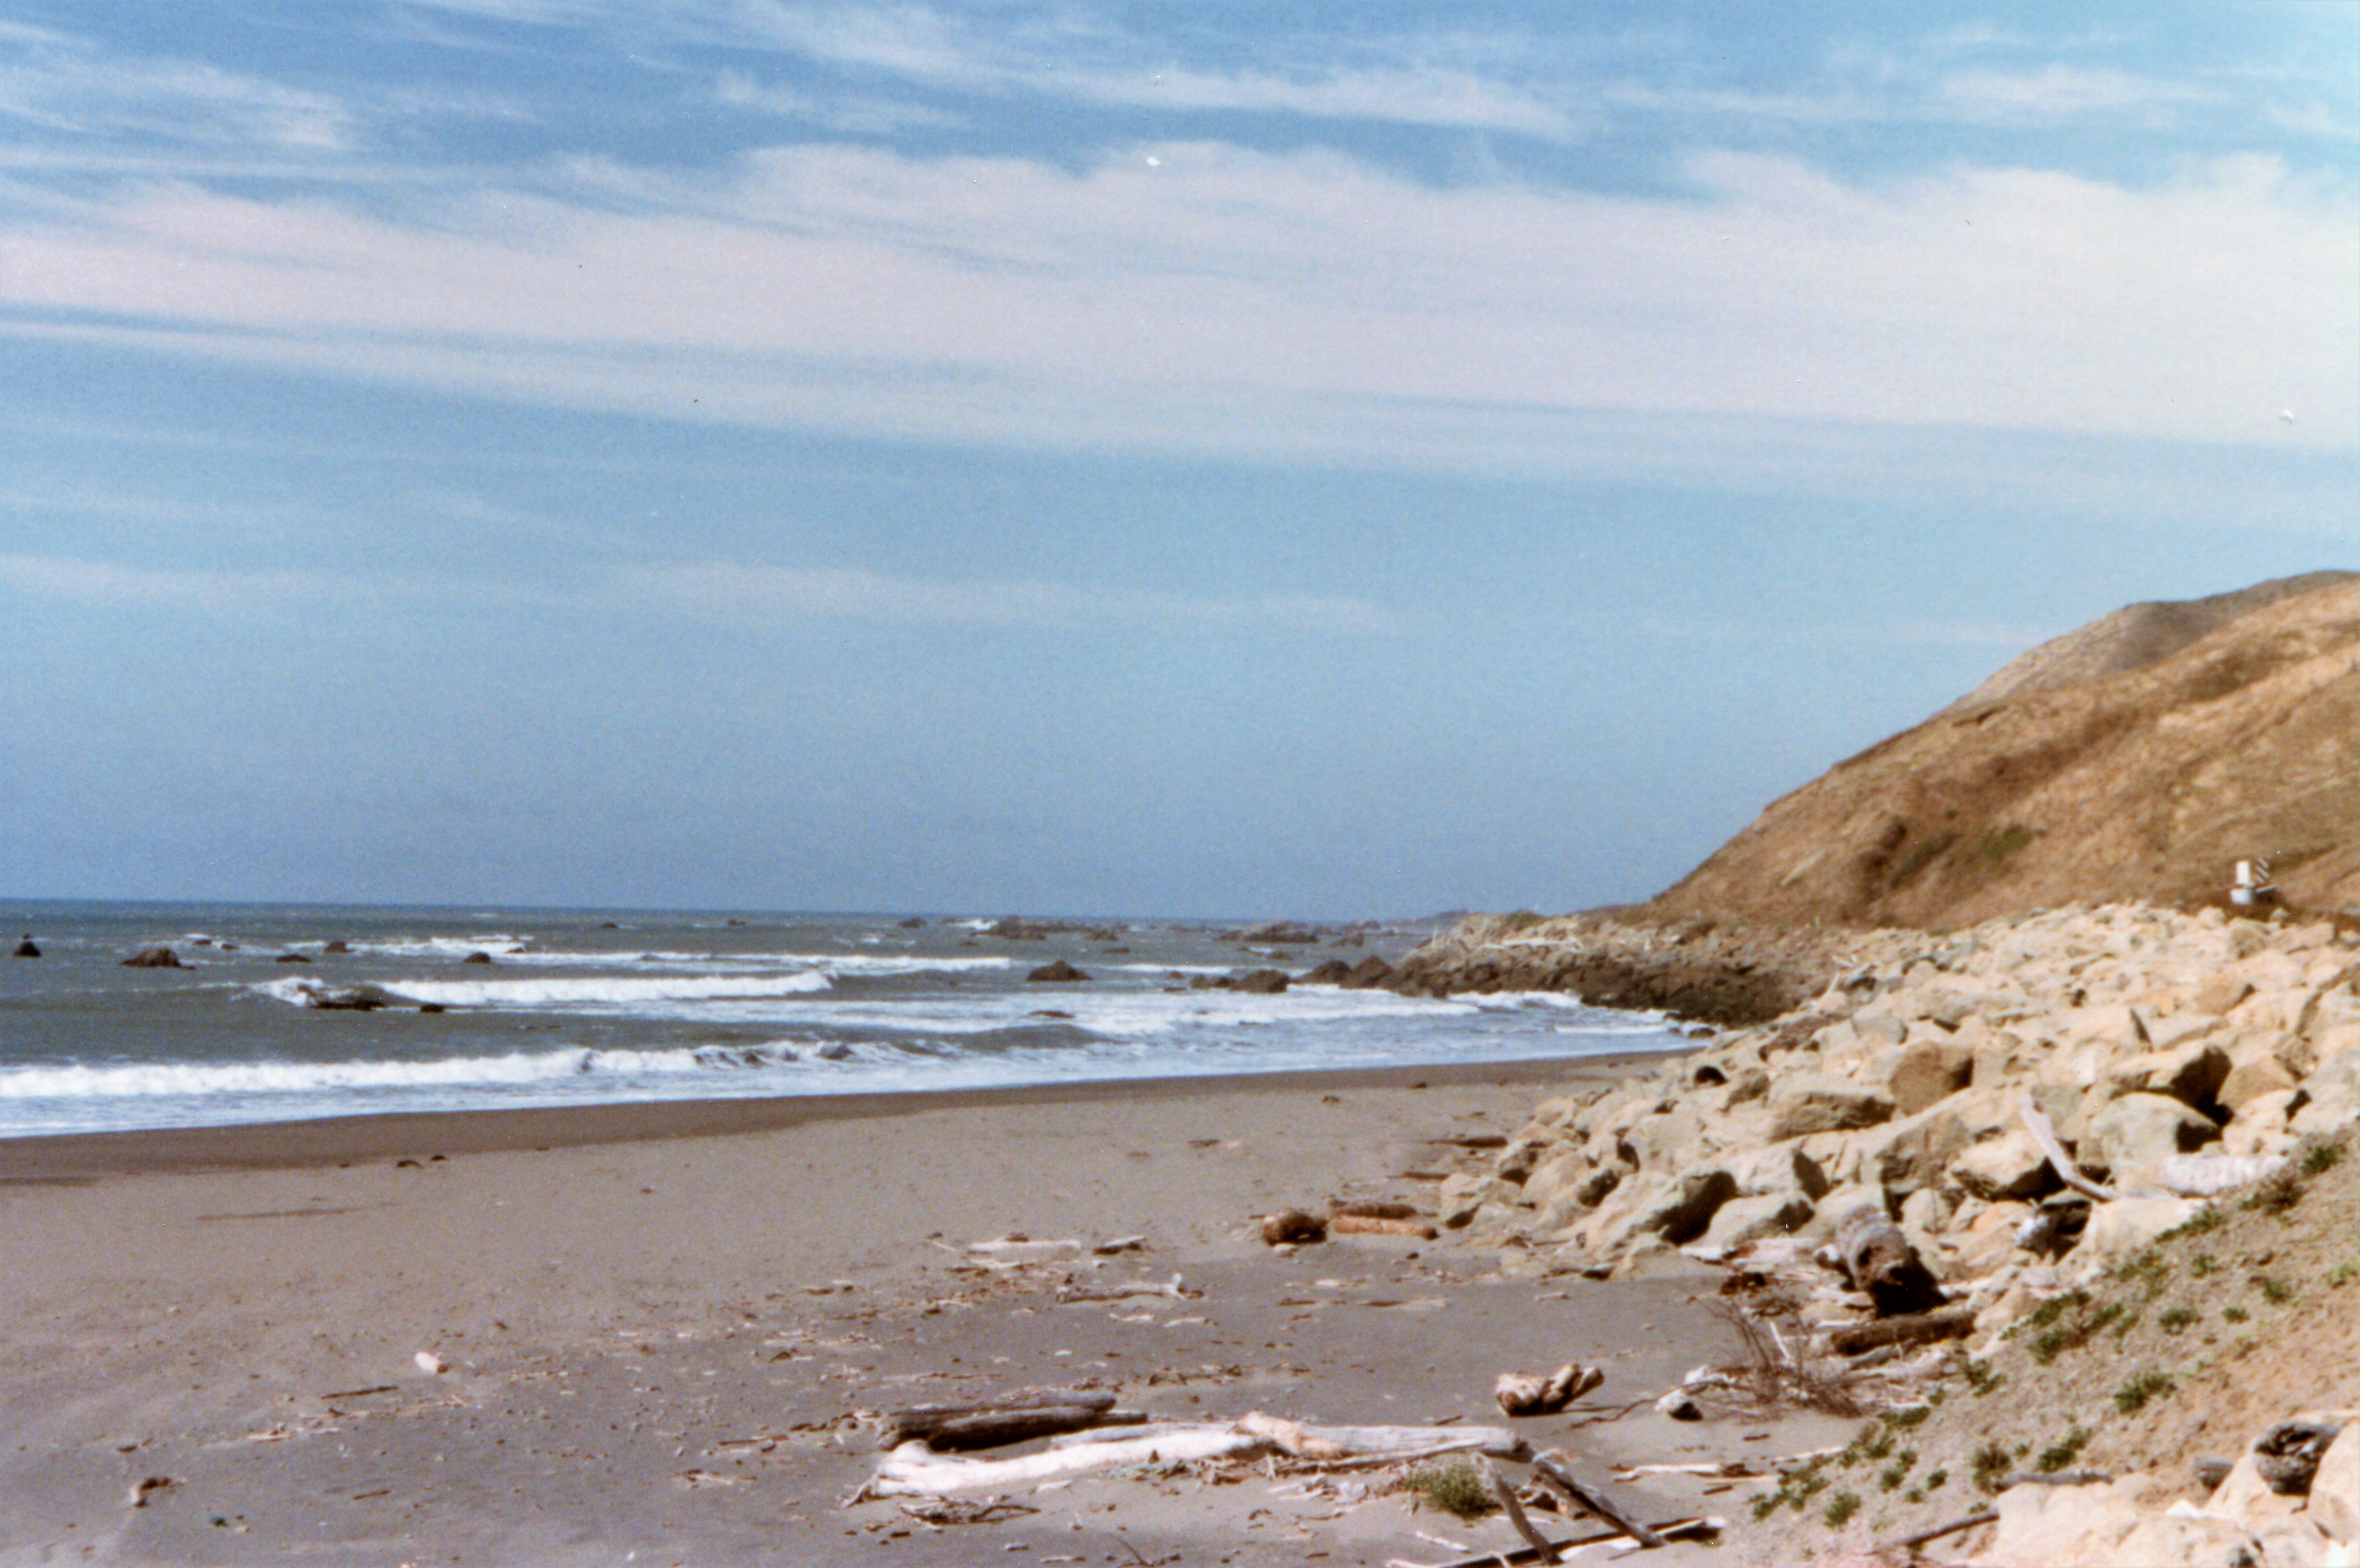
[646,562,1399,635]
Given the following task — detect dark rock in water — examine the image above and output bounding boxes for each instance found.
[122,946,184,969]
[323,940,351,954]
[1341,957,1395,989]
[461,951,494,965]
[599,921,620,929]
[1189,974,1220,990]
[1027,960,1090,983]
[218,943,238,951]
[896,916,927,928]
[302,983,393,1012]
[1028,1009,1076,1020]
[726,918,746,927]
[11,939,37,958]
[1229,969,1290,994]
[418,1003,447,1015]
[815,1044,855,1061]
[1303,959,1355,984]
[275,952,311,964]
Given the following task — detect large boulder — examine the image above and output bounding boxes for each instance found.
[2313,1422,2360,1546]
[2075,1195,2204,1274]
[1026,960,1091,983]
[2103,1040,2230,1110]
[1950,1129,2057,1201]
[1572,1167,1736,1256]
[1699,1192,1813,1249]
[1867,1035,1974,1115]
[1226,968,1290,994]
[1765,1073,1895,1141]
[10,939,36,958]
[121,946,183,969]
[1849,1101,1974,1194]
[1979,1474,2168,1568]
[2080,1091,2218,1179]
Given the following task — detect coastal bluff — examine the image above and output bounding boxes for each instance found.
[1650,570,2360,930]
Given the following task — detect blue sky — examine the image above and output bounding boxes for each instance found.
[1,2,2354,917]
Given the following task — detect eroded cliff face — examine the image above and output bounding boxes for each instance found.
[1645,574,2360,929]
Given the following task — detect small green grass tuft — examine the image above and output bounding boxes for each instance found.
[1824,1491,1862,1527]
[2224,1304,2250,1323]
[2159,1305,2199,1333]
[2243,1169,2310,1216]
[2036,1428,2092,1474]
[2165,1207,2225,1240]
[1924,1467,1948,1491]
[1972,1443,2013,1495]
[1877,1449,1918,1492]
[1405,1461,1495,1520]
[2301,1142,2342,1178]
[2114,1370,2175,1415]
[2327,1261,2358,1288]
[2253,1275,2294,1305]
[2190,1253,2218,1277]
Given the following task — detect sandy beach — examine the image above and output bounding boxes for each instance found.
[0,1050,1846,1567]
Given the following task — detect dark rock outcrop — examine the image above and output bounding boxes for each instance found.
[122,946,184,969]
[461,951,495,965]
[1026,960,1090,983]
[10,939,36,958]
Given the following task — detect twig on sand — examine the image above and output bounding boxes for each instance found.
[1481,1456,1561,1564]
[1873,1508,1999,1554]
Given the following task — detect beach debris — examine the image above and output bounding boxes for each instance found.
[1831,1207,1945,1317]
[1479,1455,1560,1562]
[1054,1274,1194,1305]
[126,1476,174,1507]
[1383,1515,1721,1568]
[882,1389,1135,1451]
[1494,1363,1605,1416]
[1653,1389,1703,1421]
[897,1497,1038,1527]
[1091,1234,1149,1255]
[413,1351,448,1375]
[1261,1209,1327,1246]
[1529,1448,1666,1548]
[1824,1304,1977,1357]
[122,946,184,969]
[1333,1215,1440,1240]
[864,1414,1528,1499]
[965,1235,1084,1266]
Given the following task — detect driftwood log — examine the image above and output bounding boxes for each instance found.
[1835,1208,1946,1317]
[1530,1448,1665,1548]
[1332,1214,1440,1240]
[1395,1516,1721,1568]
[1826,1305,1977,1357]
[1480,1456,1561,1564]
[883,1389,1127,1450]
[1332,1200,1422,1220]
[2019,1091,2117,1201]
[1495,1363,1605,1416]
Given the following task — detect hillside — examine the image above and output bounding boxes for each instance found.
[1647,573,2360,929]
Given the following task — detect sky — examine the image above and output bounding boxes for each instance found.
[0,2,2355,919]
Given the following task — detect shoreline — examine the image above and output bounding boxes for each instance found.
[0,1048,1690,1180]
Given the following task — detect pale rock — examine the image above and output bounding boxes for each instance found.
[2313,1422,2360,1546]
[1630,1102,1705,1167]
[1972,1031,2036,1091]
[2145,1011,2228,1051]
[2224,1090,2303,1159]
[1950,1130,2056,1201]
[1766,1073,1895,1141]
[2104,1041,2231,1110]
[2252,1516,2335,1567]
[2314,1024,2360,1065]
[2292,1054,2360,1137]
[2109,1514,2265,1567]
[1438,1172,1522,1229]
[1868,1035,1976,1115]
[1806,1182,1889,1239]
[2076,1194,2203,1274]
[1698,1191,1813,1249]
[2061,1002,2153,1052]
[1493,1137,1555,1183]
[1571,1166,1737,1256]
[1946,1086,2021,1142]
[1528,1095,1584,1129]
[1521,1150,1591,1210]
[2220,1038,2305,1112]
[1979,1473,2161,1567]
[1529,1167,1625,1237]
[1850,1101,1974,1194]
[2081,1091,2219,1180]
[2194,975,2258,1016]
[1726,1141,1830,1202]
[2209,1451,2310,1530]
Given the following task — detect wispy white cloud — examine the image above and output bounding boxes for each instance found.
[712,71,962,133]
[647,562,1399,635]
[1935,64,2216,127]
[3,137,2350,477]
[0,552,354,610]
[0,24,351,152]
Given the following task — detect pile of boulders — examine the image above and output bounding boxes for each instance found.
[1430,903,2360,1324]
[1964,1410,2360,1567]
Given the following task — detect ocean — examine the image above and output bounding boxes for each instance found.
[0,901,1683,1138]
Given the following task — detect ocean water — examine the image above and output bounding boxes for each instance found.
[0,902,1684,1138]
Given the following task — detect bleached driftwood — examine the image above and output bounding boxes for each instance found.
[1234,1411,1528,1462]
[2152,1152,2288,1197]
[1480,1455,1561,1564]
[883,1389,1132,1450]
[1496,1363,1605,1416]
[1054,1274,1194,1305]
[869,1428,1267,1495]
[1332,1214,1440,1240]
[1332,1200,1423,1221]
[2018,1091,2117,1202]
[1382,1516,1722,1568]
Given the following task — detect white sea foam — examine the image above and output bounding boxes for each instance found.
[255,972,836,1009]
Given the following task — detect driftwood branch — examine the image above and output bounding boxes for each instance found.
[2018,1091,2116,1202]
[883,1389,1124,1450]
[1874,1507,1999,1553]
[1530,1449,1665,1548]
[1235,1412,1527,1462]
[1385,1515,1719,1568]
[871,1428,1266,1495]
[1826,1304,1978,1357]
[1332,1214,1441,1240]
[1481,1457,1561,1565]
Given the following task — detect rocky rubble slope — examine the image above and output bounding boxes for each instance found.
[1424,900,2360,1564]
[1645,573,2360,928]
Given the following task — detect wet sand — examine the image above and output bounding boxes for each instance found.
[0,1053,1841,1566]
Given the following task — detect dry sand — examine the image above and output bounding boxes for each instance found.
[0,1056,1849,1566]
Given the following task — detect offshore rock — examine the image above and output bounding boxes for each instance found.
[121,946,183,969]
[1025,960,1090,983]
